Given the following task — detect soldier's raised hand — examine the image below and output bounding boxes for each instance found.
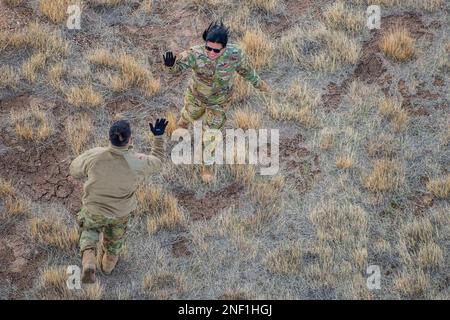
[149,118,169,136]
[163,51,176,67]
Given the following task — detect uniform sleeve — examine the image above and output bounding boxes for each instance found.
[235,48,261,88]
[167,49,196,75]
[142,135,165,176]
[69,150,92,179]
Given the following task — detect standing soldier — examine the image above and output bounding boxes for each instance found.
[69,118,168,283]
[163,21,270,183]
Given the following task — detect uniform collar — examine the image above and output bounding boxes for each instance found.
[108,143,134,155]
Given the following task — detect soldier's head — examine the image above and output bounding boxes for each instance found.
[202,21,229,60]
[109,120,132,147]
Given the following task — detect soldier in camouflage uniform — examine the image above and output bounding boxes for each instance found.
[70,118,168,283]
[163,21,270,183]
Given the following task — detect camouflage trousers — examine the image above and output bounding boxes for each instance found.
[77,207,129,256]
[181,89,231,165]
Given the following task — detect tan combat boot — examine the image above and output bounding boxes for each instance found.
[200,165,214,184]
[81,249,96,284]
[101,252,119,275]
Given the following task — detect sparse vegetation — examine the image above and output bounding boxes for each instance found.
[0,0,448,300]
[379,27,415,61]
[10,106,52,141]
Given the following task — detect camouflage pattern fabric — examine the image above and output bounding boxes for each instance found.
[169,43,261,165]
[77,207,129,256]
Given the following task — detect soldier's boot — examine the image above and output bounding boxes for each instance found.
[81,249,97,284]
[177,117,189,129]
[200,165,214,184]
[101,252,119,275]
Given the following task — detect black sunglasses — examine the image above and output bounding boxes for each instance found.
[205,45,222,53]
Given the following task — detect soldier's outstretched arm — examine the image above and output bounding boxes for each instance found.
[142,118,169,175]
[69,149,96,179]
[163,49,196,75]
[235,48,270,92]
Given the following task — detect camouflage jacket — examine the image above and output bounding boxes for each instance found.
[168,43,261,105]
[69,136,164,218]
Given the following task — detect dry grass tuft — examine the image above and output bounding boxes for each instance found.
[264,241,302,275]
[65,113,93,155]
[379,27,415,61]
[66,84,104,107]
[310,201,368,244]
[233,107,262,129]
[379,96,409,132]
[3,0,24,6]
[426,174,450,198]
[265,79,320,127]
[323,0,364,34]
[10,106,52,141]
[47,62,66,91]
[0,65,20,89]
[136,184,185,234]
[90,50,160,96]
[239,27,274,70]
[394,269,429,298]
[364,159,404,193]
[40,0,80,24]
[142,271,185,299]
[22,53,47,83]
[30,216,79,250]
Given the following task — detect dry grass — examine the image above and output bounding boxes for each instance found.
[40,0,79,24]
[264,241,302,275]
[87,48,116,67]
[89,0,125,7]
[90,50,160,96]
[25,22,70,57]
[164,111,178,137]
[233,107,262,129]
[426,174,450,198]
[30,216,79,250]
[311,25,361,73]
[0,65,20,89]
[65,113,94,155]
[248,176,284,228]
[366,133,398,159]
[310,201,368,244]
[239,27,274,70]
[47,62,65,91]
[364,159,404,193]
[66,84,104,107]
[0,178,29,221]
[280,23,361,72]
[249,0,278,12]
[323,1,364,34]
[0,178,15,197]
[136,184,185,234]
[336,153,355,169]
[394,269,429,298]
[10,106,52,141]
[265,79,320,127]
[142,271,185,299]
[319,127,335,150]
[2,0,24,6]
[39,266,104,299]
[39,266,71,299]
[379,27,415,61]
[229,164,256,188]
[379,96,409,132]
[232,75,254,103]
[22,53,47,83]
[354,0,443,11]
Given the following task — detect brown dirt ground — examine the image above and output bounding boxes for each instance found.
[322,12,434,111]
